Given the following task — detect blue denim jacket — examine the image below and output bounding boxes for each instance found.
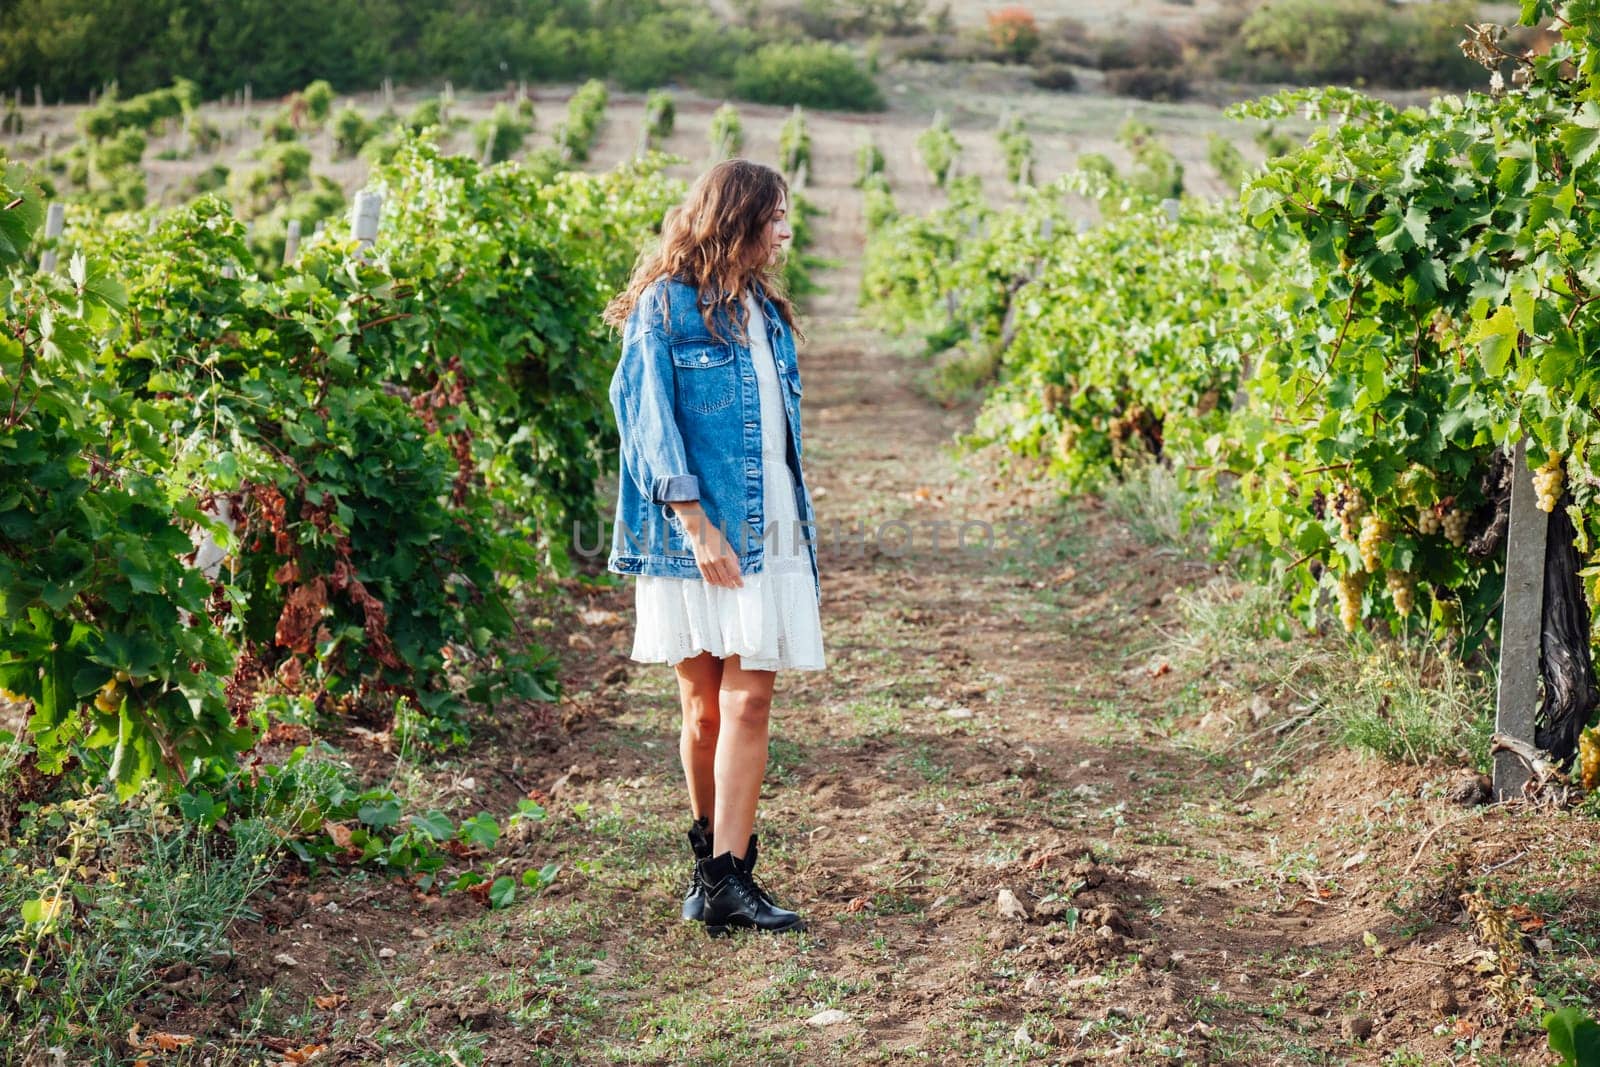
[606,275,820,605]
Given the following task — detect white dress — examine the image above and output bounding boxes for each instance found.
[629,292,826,672]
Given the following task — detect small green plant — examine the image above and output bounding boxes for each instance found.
[861,173,897,232]
[1117,117,1184,199]
[855,134,885,187]
[779,105,811,179]
[644,89,675,145]
[406,97,446,134]
[302,79,335,124]
[1207,132,1247,189]
[332,105,375,158]
[917,110,960,188]
[474,102,531,164]
[709,102,744,159]
[556,79,608,163]
[997,111,1035,187]
[0,784,284,1058]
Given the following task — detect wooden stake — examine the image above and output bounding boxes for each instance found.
[1495,437,1548,801]
[38,202,64,273]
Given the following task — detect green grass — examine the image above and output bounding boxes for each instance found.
[0,787,288,1063]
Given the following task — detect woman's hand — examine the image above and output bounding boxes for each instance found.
[672,502,745,589]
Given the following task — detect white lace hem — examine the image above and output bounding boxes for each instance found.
[630,568,825,671]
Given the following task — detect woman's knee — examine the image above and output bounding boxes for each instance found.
[681,698,721,745]
[720,689,772,729]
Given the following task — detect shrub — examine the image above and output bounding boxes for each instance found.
[1096,28,1184,71]
[986,7,1040,61]
[1221,0,1483,89]
[1035,16,1098,66]
[1030,63,1079,91]
[732,41,886,111]
[610,11,752,91]
[1105,66,1191,101]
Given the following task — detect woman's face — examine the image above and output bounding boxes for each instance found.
[761,192,792,267]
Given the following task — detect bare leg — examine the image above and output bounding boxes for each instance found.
[674,651,723,824]
[712,653,777,861]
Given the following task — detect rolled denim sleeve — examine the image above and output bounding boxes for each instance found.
[609,286,701,509]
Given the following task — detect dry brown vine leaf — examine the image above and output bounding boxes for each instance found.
[274,577,328,653]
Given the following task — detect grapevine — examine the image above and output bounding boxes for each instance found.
[860,2,1600,654]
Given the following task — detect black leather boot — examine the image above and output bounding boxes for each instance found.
[681,816,712,921]
[742,832,777,907]
[697,850,805,938]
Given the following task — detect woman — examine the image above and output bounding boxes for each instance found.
[602,159,825,938]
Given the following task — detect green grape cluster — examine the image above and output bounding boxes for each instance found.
[1357,514,1389,572]
[1416,505,1442,536]
[1336,570,1366,633]
[1442,508,1469,547]
[1533,453,1565,513]
[1332,483,1366,541]
[1385,570,1416,615]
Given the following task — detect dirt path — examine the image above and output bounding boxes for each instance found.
[199,109,1591,1067]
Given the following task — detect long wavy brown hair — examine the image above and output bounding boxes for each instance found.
[602,158,803,346]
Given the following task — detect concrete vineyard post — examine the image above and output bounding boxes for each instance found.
[284,219,302,266]
[38,202,64,273]
[352,191,383,260]
[1494,437,1549,801]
